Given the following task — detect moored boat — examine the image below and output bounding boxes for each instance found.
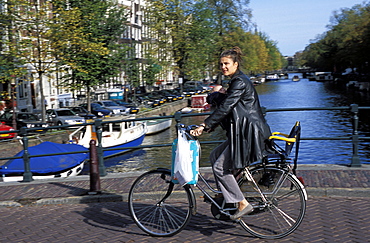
[314,72,333,81]
[180,107,193,114]
[0,142,88,182]
[146,118,172,135]
[74,119,147,158]
[191,94,211,111]
[292,75,300,82]
[265,74,279,81]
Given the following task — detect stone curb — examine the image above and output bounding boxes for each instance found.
[1,187,369,208]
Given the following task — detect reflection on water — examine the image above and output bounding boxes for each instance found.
[104,78,370,172]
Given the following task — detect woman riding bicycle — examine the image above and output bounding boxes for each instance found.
[190,46,272,220]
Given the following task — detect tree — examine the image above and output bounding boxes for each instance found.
[301,2,370,74]
[145,0,193,80]
[142,59,162,86]
[4,0,59,121]
[50,0,129,111]
[0,0,27,86]
[181,0,218,81]
[146,0,255,81]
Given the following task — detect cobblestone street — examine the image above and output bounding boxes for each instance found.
[1,165,369,242]
[1,197,369,242]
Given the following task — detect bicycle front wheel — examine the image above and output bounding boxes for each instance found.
[239,167,307,239]
[128,169,194,237]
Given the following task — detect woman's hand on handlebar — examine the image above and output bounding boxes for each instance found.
[190,125,205,137]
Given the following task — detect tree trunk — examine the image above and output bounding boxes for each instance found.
[39,71,46,122]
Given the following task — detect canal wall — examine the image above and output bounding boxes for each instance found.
[136,99,188,118]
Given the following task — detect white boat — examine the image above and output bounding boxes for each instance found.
[292,75,300,82]
[71,119,147,158]
[146,118,172,135]
[180,107,193,114]
[314,72,333,81]
[265,74,279,81]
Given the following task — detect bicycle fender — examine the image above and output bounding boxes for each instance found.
[291,173,308,200]
[185,184,197,215]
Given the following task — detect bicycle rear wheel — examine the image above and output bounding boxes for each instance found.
[128,169,194,237]
[239,167,307,239]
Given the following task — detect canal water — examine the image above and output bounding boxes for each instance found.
[103,78,370,173]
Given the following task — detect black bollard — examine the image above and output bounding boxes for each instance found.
[20,127,33,182]
[89,139,101,194]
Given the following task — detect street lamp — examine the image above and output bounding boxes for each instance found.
[11,78,16,130]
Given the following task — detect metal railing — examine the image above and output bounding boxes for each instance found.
[262,104,370,167]
[1,104,369,182]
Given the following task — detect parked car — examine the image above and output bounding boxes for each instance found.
[137,95,160,108]
[46,109,85,127]
[79,103,111,118]
[168,89,185,100]
[183,80,203,89]
[64,106,96,120]
[0,123,16,139]
[0,112,49,133]
[182,87,202,97]
[94,100,128,115]
[201,84,213,92]
[111,100,140,114]
[156,90,178,102]
[146,92,166,104]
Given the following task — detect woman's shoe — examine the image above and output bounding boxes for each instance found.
[230,203,254,220]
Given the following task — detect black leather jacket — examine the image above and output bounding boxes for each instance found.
[205,70,272,168]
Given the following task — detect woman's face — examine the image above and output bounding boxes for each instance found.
[220,56,238,77]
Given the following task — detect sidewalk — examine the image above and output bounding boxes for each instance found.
[1,164,370,207]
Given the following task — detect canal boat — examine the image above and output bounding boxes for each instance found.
[180,107,193,114]
[314,72,333,81]
[73,119,147,158]
[265,74,279,81]
[191,94,211,111]
[146,118,172,135]
[0,142,88,182]
[292,75,300,82]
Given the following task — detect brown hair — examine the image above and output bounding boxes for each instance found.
[220,46,243,68]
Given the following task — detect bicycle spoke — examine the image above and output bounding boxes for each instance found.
[239,167,306,239]
[270,204,296,226]
[128,170,193,236]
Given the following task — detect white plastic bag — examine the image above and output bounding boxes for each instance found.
[173,129,193,185]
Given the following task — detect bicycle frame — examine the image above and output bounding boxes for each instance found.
[194,173,237,217]
[129,122,306,238]
[192,154,303,218]
[192,166,272,217]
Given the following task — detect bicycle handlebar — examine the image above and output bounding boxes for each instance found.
[179,124,296,143]
[177,124,198,132]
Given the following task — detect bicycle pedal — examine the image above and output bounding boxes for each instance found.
[201,196,212,204]
[214,193,223,199]
[234,218,241,223]
[258,172,275,187]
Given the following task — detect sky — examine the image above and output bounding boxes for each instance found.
[249,0,367,56]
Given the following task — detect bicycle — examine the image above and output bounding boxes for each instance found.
[128,121,307,239]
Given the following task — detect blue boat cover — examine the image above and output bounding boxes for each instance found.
[0,142,88,175]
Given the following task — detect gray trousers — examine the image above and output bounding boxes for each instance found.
[210,140,245,203]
